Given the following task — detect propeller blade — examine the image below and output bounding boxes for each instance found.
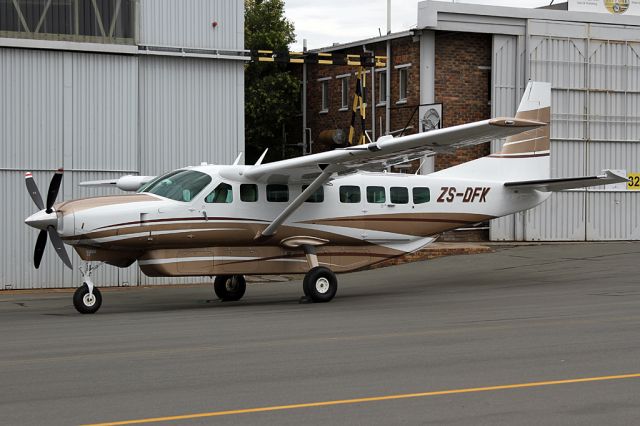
[34,229,47,269]
[25,172,44,210]
[46,168,64,213]
[47,226,72,269]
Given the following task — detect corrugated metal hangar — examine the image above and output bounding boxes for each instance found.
[419,1,639,241]
[0,0,245,289]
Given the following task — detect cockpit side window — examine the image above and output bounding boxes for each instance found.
[206,182,234,203]
[139,170,212,202]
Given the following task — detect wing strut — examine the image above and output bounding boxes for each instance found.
[257,168,333,239]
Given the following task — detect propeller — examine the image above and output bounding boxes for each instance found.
[24,169,72,269]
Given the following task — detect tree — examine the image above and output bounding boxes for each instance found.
[245,0,300,163]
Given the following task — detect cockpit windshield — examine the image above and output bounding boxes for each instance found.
[138,170,212,202]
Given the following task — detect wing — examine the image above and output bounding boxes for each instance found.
[504,170,629,192]
[79,175,155,191]
[244,117,545,183]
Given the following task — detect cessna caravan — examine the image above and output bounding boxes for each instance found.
[24,82,627,313]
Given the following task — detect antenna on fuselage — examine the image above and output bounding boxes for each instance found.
[232,152,243,165]
[254,149,269,166]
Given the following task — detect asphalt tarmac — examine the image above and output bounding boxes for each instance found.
[1,242,639,426]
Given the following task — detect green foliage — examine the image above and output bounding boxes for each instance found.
[245,0,300,163]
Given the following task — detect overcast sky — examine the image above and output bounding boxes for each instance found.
[285,0,553,51]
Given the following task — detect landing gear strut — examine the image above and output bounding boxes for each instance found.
[301,245,338,303]
[73,263,103,314]
[214,275,246,301]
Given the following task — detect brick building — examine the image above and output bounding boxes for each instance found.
[302,30,493,173]
[296,1,640,242]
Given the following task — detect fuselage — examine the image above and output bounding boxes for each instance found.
[42,164,549,276]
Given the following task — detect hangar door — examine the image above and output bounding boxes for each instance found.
[491,24,640,241]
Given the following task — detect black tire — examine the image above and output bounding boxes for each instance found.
[73,283,102,314]
[303,267,337,303]
[214,275,246,301]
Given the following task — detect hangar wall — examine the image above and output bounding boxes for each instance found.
[490,23,640,241]
[0,0,245,289]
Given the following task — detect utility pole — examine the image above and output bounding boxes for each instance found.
[302,39,308,155]
[385,0,391,135]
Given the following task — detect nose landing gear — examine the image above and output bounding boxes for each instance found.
[73,263,103,314]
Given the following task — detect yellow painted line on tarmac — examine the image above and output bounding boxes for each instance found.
[83,372,640,426]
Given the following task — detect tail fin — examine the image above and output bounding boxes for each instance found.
[498,81,551,156]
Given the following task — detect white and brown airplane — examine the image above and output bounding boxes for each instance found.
[24,82,626,314]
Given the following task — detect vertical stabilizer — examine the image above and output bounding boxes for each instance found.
[499,81,551,156]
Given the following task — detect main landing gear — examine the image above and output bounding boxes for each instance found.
[214,275,247,301]
[301,245,337,303]
[73,263,103,314]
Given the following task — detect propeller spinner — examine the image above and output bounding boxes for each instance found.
[24,169,72,269]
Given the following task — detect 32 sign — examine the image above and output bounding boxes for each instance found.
[628,173,640,191]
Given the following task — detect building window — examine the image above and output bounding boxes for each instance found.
[240,184,258,202]
[339,186,361,203]
[390,187,409,204]
[303,185,324,203]
[320,80,329,112]
[339,77,349,110]
[366,186,386,203]
[412,187,430,204]
[398,68,408,102]
[266,184,289,202]
[206,183,233,203]
[0,0,135,44]
[378,71,387,105]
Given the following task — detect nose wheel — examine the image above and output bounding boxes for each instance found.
[73,283,102,314]
[73,262,103,314]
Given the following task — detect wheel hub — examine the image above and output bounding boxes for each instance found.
[83,293,96,307]
[225,278,238,292]
[315,277,330,294]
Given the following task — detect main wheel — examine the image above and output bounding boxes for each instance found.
[214,275,246,301]
[303,267,337,303]
[73,283,102,314]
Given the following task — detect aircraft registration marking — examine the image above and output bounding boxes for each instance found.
[437,186,490,203]
[628,173,640,190]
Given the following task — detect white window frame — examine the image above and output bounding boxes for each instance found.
[376,69,387,106]
[338,74,350,111]
[395,63,411,104]
[318,77,331,113]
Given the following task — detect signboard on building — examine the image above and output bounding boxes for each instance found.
[569,0,640,15]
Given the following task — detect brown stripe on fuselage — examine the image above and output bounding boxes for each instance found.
[66,213,493,250]
[56,194,160,214]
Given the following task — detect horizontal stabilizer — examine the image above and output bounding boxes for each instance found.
[504,170,628,192]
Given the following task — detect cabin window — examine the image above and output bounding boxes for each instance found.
[240,184,258,202]
[302,185,324,203]
[390,187,409,204]
[205,182,233,203]
[339,186,361,203]
[267,184,289,202]
[140,170,211,202]
[413,187,430,204]
[366,186,386,203]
